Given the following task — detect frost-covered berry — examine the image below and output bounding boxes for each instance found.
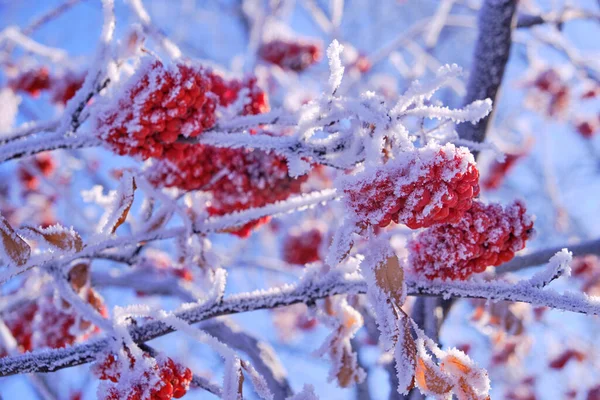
[259,39,322,72]
[409,200,534,280]
[9,67,52,97]
[95,353,193,400]
[282,226,323,265]
[1,288,106,352]
[207,73,269,115]
[18,152,55,191]
[343,143,480,229]
[575,117,599,139]
[96,59,214,160]
[205,148,307,237]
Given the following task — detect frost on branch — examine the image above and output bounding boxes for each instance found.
[0,88,20,135]
[94,172,137,236]
[409,200,534,280]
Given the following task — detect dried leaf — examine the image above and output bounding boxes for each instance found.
[443,354,471,375]
[111,176,136,234]
[335,346,363,388]
[0,215,30,267]
[375,255,405,306]
[415,357,453,396]
[68,262,90,292]
[456,377,480,400]
[395,315,417,394]
[20,225,83,252]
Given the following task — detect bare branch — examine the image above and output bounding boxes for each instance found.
[457,0,517,147]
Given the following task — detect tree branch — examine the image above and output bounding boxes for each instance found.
[497,237,600,274]
[3,266,600,377]
[456,0,517,148]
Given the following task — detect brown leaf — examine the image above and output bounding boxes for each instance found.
[415,357,453,396]
[375,255,405,306]
[110,176,136,234]
[456,377,480,400]
[21,226,83,252]
[395,315,417,393]
[68,262,90,292]
[0,215,30,267]
[337,347,360,388]
[443,354,471,375]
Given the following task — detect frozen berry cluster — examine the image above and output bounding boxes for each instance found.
[344,143,480,230]
[409,200,534,280]
[96,60,215,160]
[205,147,307,237]
[95,353,192,400]
[282,226,323,265]
[148,140,306,237]
[96,59,270,160]
[259,39,322,72]
[18,152,56,191]
[1,288,106,353]
[9,66,84,104]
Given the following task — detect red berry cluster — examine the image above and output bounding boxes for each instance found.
[8,67,84,104]
[259,39,322,72]
[344,144,480,229]
[18,152,56,191]
[9,67,52,97]
[97,60,215,160]
[96,353,192,400]
[575,116,600,139]
[205,147,307,237]
[409,200,534,280]
[97,58,270,160]
[208,74,269,115]
[282,226,323,265]
[530,69,570,117]
[482,153,524,190]
[1,288,106,352]
[149,142,306,237]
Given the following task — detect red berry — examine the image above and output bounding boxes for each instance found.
[344,144,480,229]
[259,39,322,72]
[95,353,193,400]
[409,200,534,280]
[9,67,52,97]
[282,226,323,265]
[18,152,55,191]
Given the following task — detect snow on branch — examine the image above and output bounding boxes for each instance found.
[3,248,600,377]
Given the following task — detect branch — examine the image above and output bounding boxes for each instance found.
[4,265,600,377]
[516,8,600,28]
[497,237,600,274]
[456,0,517,147]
